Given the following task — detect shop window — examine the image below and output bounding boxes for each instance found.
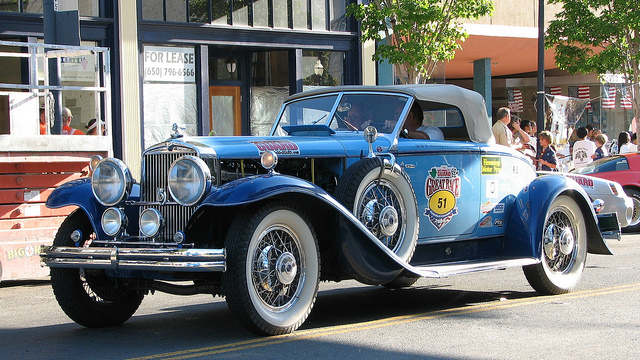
[1,0,101,16]
[140,0,348,32]
[302,50,344,88]
[211,0,229,24]
[142,0,164,20]
[166,0,188,22]
[311,0,326,30]
[252,0,268,27]
[232,0,249,26]
[330,0,347,31]
[250,51,290,135]
[142,45,198,149]
[273,0,288,28]
[189,0,210,23]
[292,0,307,29]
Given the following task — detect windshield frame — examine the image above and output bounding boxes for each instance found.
[269,91,415,137]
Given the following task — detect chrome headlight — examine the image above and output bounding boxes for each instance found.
[168,156,211,206]
[91,158,133,206]
[140,208,163,237]
[102,207,126,236]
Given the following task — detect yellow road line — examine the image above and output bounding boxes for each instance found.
[128,283,640,360]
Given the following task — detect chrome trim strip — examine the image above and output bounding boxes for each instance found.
[41,246,226,272]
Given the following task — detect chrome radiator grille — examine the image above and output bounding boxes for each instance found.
[141,147,198,242]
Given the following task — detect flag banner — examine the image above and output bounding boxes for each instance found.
[621,86,633,109]
[545,94,590,144]
[602,85,616,109]
[547,86,562,96]
[508,88,523,112]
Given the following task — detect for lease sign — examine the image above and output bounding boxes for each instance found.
[143,46,196,83]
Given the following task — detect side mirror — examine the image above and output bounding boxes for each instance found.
[364,126,378,158]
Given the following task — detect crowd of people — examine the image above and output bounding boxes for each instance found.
[491,106,638,172]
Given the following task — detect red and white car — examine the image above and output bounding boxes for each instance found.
[571,152,640,232]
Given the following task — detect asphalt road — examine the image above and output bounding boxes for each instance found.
[1,234,639,360]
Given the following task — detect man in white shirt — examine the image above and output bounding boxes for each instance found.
[492,107,513,146]
[572,127,596,169]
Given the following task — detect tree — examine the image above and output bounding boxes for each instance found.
[347,0,494,84]
[546,0,640,119]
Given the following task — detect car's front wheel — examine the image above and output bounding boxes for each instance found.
[223,202,320,335]
[50,210,144,327]
[523,195,587,294]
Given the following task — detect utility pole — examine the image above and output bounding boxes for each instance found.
[536,0,545,135]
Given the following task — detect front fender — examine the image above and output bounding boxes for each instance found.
[505,174,613,259]
[198,174,424,284]
[46,178,141,239]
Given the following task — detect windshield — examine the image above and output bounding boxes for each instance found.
[271,92,412,136]
[572,155,629,175]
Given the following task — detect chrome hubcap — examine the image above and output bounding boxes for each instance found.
[379,206,399,237]
[275,252,297,285]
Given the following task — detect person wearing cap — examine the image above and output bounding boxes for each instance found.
[86,118,106,135]
[62,107,84,135]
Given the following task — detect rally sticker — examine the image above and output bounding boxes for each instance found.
[250,140,300,155]
[425,165,461,230]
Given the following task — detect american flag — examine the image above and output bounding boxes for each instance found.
[578,86,591,110]
[620,86,633,109]
[569,86,592,110]
[547,86,562,96]
[508,88,523,112]
[602,85,616,109]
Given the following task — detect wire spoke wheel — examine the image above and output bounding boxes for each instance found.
[251,225,304,311]
[224,202,320,335]
[524,195,587,295]
[356,179,406,253]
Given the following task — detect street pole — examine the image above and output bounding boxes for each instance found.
[536,0,545,135]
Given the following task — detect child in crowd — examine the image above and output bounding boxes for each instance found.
[535,131,557,171]
[592,133,609,161]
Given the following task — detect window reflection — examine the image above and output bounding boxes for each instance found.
[140,0,348,32]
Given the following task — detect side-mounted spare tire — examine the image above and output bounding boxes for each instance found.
[334,157,419,287]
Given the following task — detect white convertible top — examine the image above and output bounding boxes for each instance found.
[287,84,494,143]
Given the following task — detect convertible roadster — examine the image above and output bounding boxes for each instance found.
[41,85,616,335]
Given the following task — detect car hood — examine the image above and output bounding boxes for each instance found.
[180,133,393,159]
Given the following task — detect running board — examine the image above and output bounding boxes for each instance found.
[406,258,540,279]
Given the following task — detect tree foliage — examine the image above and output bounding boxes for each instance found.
[347,0,493,84]
[546,0,640,117]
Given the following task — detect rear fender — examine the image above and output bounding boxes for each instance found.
[504,175,613,259]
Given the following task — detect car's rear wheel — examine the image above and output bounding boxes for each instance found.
[223,202,320,335]
[623,188,640,232]
[334,158,419,287]
[523,195,587,294]
[50,210,144,328]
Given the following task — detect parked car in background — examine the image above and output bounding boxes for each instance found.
[540,171,634,231]
[41,85,615,336]
[571,153,640,232]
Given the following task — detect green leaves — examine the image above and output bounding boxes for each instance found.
[347,0,493,83]
[547,0,639,116]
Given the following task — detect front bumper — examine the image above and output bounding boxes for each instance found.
[40,246,226,272]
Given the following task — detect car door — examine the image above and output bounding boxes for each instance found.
[396,140,481,242]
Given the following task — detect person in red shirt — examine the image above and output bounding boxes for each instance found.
[62,107,84,135]
[39,108,47,135]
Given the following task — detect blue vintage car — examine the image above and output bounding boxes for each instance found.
[41,85,616,335]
